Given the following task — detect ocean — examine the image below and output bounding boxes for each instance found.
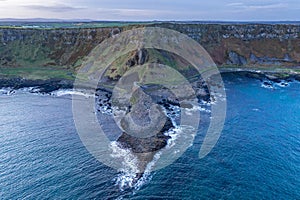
[0,72,299,199]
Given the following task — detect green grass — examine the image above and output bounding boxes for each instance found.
[0,39,55,68]
[0,67,75,80]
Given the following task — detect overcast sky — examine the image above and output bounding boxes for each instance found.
[0,0,299,21]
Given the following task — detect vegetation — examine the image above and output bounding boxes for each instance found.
[0,22,299,82]
[0,67,75,80]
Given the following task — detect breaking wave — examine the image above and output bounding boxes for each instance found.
[0,87,94,98]
[109,102,205,192]
[110,141,151,191]
[51,89,94,98]
[261,80,290,90]
[0,87,40,95]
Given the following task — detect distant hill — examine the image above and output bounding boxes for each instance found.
[0,18,93,22]
[0,18,300,24]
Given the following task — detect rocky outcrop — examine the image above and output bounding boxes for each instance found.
[126,48,149,67]
[117,85,172,152]
[116,84,174,179]
[226,51,247,66]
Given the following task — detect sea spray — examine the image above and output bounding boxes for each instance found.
[110,141,140,190]
[51,89,94,98]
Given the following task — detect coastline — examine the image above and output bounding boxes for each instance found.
[1,66,300,93]
[219,66,300,80]
[0,76,74,93]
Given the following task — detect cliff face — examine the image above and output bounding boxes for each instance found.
[155,23,300,67]
[0,23,299,75]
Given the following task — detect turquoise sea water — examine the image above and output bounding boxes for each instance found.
[0,73,299,199]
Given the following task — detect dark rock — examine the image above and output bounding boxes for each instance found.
[226,51,247,66]
[120,86,167,135]
[244,72,265,81]
[136,48,148,65]
[117,117,173,153]
[284,54,293,62]
[180,102,193,109]
[126,48,149,67]
[0,77,73,93]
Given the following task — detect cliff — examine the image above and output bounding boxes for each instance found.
[155,23,300,67]
[0,23,300,81]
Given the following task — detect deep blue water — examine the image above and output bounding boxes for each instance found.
[0,73,299,199]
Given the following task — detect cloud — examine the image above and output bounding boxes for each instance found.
[226,2,288,10]
[226,2,244,7]
[0,0,299,21]
[22,3,85,12]
[97,8,176,17]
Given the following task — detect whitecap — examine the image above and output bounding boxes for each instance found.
[51,89,94,98]
[0,88,14,95]
[164,127,180,148]
[275,80,290,88]
[97,105,113,115]
[261,81,275,89]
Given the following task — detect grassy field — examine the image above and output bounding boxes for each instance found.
[0,67,75,80]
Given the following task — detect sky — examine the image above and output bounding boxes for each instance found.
[0,0,299,21]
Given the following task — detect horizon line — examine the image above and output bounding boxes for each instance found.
[0,18,300,23]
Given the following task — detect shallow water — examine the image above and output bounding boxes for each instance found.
[0,73,299,199]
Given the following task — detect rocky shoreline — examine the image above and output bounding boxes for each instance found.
[0,77,73,94]
[1,69,300,93]
[220,67,300,82]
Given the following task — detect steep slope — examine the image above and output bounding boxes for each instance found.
[0,23,299,81]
